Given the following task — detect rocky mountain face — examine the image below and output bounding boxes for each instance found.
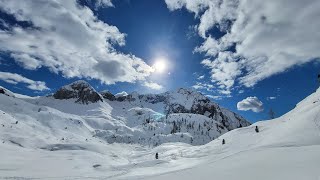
[162,88,250,130]
[47,80,251,146]
[100,90,116,101]
[101,87,250,130]
[53,80,103,104]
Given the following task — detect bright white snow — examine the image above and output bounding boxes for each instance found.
[0,86,320,179]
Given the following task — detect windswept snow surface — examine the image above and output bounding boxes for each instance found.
[1,87,320,179]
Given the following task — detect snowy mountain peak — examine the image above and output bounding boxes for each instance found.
[166,88,210,106]
[60,80,92,90]
[1,84,319,179]
[100,90,116,101]
[53,80,103,104]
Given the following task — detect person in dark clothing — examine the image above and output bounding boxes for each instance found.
[255,126,259,133]
[222,139,225,145]
[155,152,158,159]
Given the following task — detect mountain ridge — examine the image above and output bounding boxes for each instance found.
[0,80,250,146]
[0,83,319,179]
[51,80,250,131]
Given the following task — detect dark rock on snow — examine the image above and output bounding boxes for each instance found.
[53,80,103,104]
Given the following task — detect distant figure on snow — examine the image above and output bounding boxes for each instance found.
[222,139,225,145]
[255,126,259,133]
[155,152,159,159]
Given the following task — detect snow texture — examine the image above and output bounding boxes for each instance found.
[0,82,319,179]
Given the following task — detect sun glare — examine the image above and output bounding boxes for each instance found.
[153,59,167,73]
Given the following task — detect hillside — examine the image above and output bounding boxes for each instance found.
[0,83,319,179]
[17,80,250,146]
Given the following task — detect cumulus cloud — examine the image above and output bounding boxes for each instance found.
[205,94,223,100]
[201,51,242,91]
[0,71,49,91]
[193,81,231,99]
[93,0,114,7]
[192,82,214,92]
[165,0,320,92]
[143,81,163,90]
[237,96,264,113]
[197,75,205,80]
[10,53,41,70]
[0,0,153,85]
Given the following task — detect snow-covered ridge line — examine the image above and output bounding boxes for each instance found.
[0,86,15,97]
[0,81,250,147]
[0,85,319,179]
[52,80,250,130]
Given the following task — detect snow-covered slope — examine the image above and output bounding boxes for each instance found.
[0,86,15,97]
[18,81,250,146]
[0,84,319,179]
[136,88,320,180]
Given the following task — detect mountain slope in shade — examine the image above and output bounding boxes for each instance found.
[0,85,319,179]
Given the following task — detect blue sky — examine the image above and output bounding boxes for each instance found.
[0,0,319,123]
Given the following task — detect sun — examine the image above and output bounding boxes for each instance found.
[153,59,167,73]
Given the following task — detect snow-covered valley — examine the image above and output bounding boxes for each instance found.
[0,81,320,179]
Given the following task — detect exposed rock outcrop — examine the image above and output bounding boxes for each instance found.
[53,80,103,104]
[100,90,116,101]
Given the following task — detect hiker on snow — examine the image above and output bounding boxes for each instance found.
[255,126,259,133]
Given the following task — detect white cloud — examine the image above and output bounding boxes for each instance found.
[192,82,213,91]
[194,36,220,56]
[197,75,205,80]
[237,96,264,113]
[143,81,163,90]
[0,71,49,91]
[10,53,41,70]
[205,94,223,100]
[93,0,114,8]
[165,0,320,92]
[267,96,277,100]
[0,0,153,85]
[201,51,242,91]
[192,81,232,95]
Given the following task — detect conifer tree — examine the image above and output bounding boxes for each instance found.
[269,108,275,119]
